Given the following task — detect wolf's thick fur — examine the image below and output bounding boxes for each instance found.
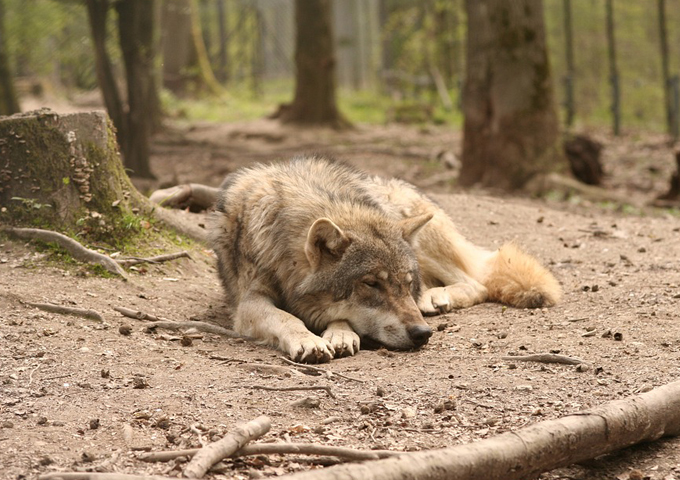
[209,157,561,363]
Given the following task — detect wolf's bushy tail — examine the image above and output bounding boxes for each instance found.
[484,243,561,308]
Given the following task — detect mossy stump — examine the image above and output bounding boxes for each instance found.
[0,108,147,246]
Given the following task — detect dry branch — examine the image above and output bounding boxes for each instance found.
[116,251,191,267]
[275,380,680,480]
[139,443,402,463]
[4,227,127,278]
[38,473,173,480]
[183,415,271,478]
[26,302,104,322]
[279,357,365,383]
[113,306,243,339]
[502,353,585,365]
[251,385,336,399]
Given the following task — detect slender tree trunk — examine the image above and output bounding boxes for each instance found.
[0,0,19,115]
[216,0,229,83]
[116,0,158,179]
[279,0,350,128]
[605,0,620,136]
[85,0,127,146]
[461,0,566,190]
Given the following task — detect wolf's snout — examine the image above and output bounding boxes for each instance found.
[408,325,432,346]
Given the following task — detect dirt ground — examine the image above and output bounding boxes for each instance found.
[1,117,680,480]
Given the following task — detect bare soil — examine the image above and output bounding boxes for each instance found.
[1,118,680,480]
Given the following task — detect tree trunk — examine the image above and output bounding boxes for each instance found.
[0,0,20,115]
[461,0,566,190]
[85,0,127,149]
[116,0,159,179]
[278,0,350,128]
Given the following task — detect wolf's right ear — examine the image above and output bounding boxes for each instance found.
[305,218,351,271]
[399,212,433,244]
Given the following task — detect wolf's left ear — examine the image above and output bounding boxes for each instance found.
[305,218,351,271]
[399,213,433,244]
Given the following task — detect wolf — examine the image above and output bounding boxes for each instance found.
[209,157,561,363]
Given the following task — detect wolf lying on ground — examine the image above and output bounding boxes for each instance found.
[209,157,561,363]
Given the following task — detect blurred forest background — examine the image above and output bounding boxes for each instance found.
[1,0,680,202]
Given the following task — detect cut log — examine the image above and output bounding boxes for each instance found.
[564,134,604,185]
[275,380,680,480]
[656,148,680,202]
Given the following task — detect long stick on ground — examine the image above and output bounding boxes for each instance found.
[183,415,271,479]
[138,443,402,463]
[39,474,173,480]
[26,302,104,322]
[116,251,191,267]
[113,306,243,338]
[4,227,127,278]
[501,353,585,365]
[275,380,680,480]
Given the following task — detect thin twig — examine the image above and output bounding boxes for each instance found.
[27,302,104,322]
[113,306,243,339]
[502,353,585,365]
[138,442,403,463]
[184,415,271,478]
[27,364,41,388]
[279,357,365,383]
[251,385,336,399]
[4,227,127,278]
[116,251,191,267]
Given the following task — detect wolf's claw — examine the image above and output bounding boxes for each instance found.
[322,329,360,358]
[290,336,335,364]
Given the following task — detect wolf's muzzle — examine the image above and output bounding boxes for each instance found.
[408,325,433,347]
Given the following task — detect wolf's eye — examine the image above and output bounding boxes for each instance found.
[363,279,378,288]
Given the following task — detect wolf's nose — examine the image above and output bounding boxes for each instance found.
[408,325,433,346]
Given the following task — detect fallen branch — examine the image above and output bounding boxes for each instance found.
[138,443,402,463]
[279,357,365,383]
[274,380,680,480]
[113,306,243,339]
[26,302,104,322]
[502,353,585,365]
[39,474,173,480]
[4,227,127,278]
[116,251,191,267]
[183,415,271,479]
[251,385,336,399]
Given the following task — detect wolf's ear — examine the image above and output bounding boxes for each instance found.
[305,218,351,271]
[399,213,433,244]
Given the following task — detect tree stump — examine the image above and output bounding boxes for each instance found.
[0,108,208,245]
[0,109,148,244]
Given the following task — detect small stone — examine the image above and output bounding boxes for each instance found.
[155,417,171,429]
[118,325,132,336]
[591,284,599,292]
[483,416,499,426]
[401,407,416,419]
[81,451,96,463]
[434,403,445,414]
[637,247,646,253]
[575,363,591,373]
[37,416,48,425]
[497,331,508,339]
[2,421,14,428]
[614,332,623,341]
[39,456,53,466]
[515,385,533,392]
[101,369,110,378]
[376,386,386,397]
[132,377,149,389]
[180,336,193,347]
[443,399,456,410]
[290,397,320,409]
[436,322,448,331]
[89,418,100,430]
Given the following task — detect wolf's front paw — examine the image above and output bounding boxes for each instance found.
[289,336,335,364]
[322,328,360,358]
[419,283,487,315]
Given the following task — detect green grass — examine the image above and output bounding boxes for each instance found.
[161,80,463,127]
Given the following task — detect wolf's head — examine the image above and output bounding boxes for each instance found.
[296,212,434,350]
